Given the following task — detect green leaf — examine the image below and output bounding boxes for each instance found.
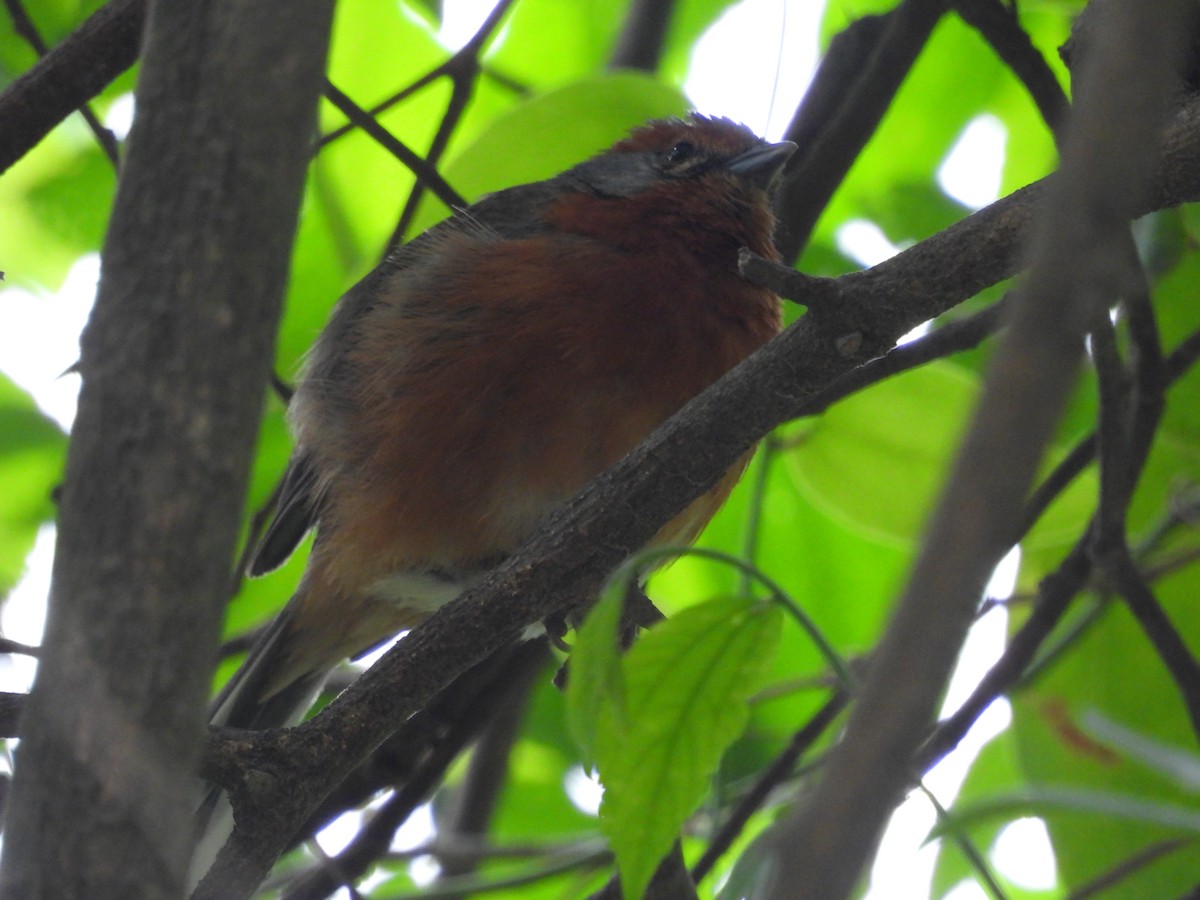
[1011,565,1200,896]
[566,575,628,768]
[0,136,115,291]
[487,0,627,88]
[596,595,782,899]
[786,361,979,545]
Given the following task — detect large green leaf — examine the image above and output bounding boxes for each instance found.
[1010,566,1200,896]
[571,593,781,899]
[785,361,979,546]
[486,0,627,89]
[405,73,690,238]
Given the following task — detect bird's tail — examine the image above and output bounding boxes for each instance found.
[209,602,327,732]
[191,595,332,893]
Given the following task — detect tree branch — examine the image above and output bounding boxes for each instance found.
[1089,277,1200,739]
[691,690,850,887]
[0,0,144,174]
[322,80,465,211]
[277,642,550,900]
[776,0,951,260]
[0,0,332,895]
[953,0,1069,139]
[1,0,121,166]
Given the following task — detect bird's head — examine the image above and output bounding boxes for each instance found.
[549,114,796,261]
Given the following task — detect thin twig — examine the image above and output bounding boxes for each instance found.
[279,643,550,900]
[318,0,517,150]
[919,784,1008,900]
[690,691,849,885]
[1067,837,1195,900]
[1086,252,1200,738]
[322,80,465,211]
[0,638,39,658]
[385,0,518,249]
[919,539,1092,769]
[1024,322,1200,536]
[1101,550,1200,738]
[385,72,475,252]
[433,660,538,889]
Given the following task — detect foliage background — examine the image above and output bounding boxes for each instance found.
[2,0,1199,897]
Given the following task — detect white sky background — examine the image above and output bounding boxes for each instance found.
[0,1,1055,896]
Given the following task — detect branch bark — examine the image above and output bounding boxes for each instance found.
[0,0,332,896]
[0,0,145,174]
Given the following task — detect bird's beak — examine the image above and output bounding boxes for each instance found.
[727,141,798,189]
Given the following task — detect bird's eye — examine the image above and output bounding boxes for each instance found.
[663,140,696,165]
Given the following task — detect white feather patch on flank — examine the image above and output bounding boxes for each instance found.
[366,569,475,612]
[367,568,546,640]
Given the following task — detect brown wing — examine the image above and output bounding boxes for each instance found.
[246,452,319,576]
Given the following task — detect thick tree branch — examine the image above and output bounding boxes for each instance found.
[0,0,332,896]
[277,642,550,900]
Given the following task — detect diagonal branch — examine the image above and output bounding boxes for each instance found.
[0,0,144,174]
[776,0,951,260]
[1,0,121,166]
[953,0,1069,139]
[920,318,1200,770]
[321,81,466,211]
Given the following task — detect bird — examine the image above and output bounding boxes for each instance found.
[210,113,796,734]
